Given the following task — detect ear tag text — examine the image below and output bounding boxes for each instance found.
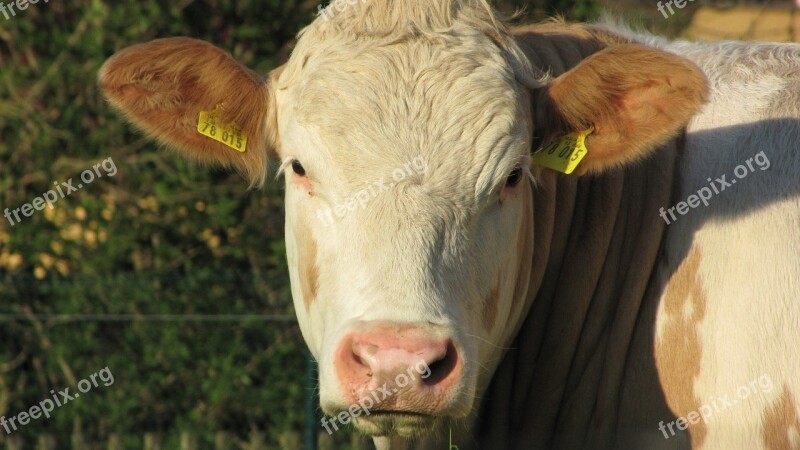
[197,105,248,153]
[531,127,593,174]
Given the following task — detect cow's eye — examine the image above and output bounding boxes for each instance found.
[506,166,523,187]
[291,159,306,177]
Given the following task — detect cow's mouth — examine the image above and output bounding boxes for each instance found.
[353,411,440,437]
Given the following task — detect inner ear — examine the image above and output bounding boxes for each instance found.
[534,43,708,174]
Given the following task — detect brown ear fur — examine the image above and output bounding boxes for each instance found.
[536,43,709,174]
[98,37,278,186]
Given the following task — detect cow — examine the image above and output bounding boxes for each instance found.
[98,1,800,449]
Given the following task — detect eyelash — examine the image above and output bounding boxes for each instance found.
[506,166,523,188]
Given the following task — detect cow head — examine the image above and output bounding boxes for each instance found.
[99,0,707,440]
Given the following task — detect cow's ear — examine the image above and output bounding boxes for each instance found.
[98,37,278,187]
[534,43,708,175]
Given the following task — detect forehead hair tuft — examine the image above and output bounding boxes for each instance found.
[278,0,539,92]
[316,0,506,42]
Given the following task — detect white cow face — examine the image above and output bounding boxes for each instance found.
[99,1,707,441]
[275,28,536,435]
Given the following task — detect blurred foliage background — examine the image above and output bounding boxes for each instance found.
[0,0,731,447]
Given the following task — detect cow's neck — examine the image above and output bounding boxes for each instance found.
[473,24,681,450]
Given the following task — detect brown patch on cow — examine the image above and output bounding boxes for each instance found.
[484,185,533,334]
[296,226,319,312]
[510,184,534,320]
[493,182,536,351]
[762,386,800,450]
[656,247,708,446]
[483,275,501,332]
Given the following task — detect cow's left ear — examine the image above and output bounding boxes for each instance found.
[534,43,708,174]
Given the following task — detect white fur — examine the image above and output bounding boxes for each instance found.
[275,1,535,436]
[277,9,800,449]
[643,34,800,450]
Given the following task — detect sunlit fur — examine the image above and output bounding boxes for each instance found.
[99,1,800,448]
[275,0,538,438]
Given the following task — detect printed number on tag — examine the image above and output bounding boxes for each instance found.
[197,110,248,153]
[530,128,593,174]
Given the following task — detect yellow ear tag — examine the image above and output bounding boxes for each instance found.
[531,127,593,174]
[197,105,248,153]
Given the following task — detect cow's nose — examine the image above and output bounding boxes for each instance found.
[334,323,461,413]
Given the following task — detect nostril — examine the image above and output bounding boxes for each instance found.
[353,353,367,370]
[423,341,458,386]
[351,342,379,367]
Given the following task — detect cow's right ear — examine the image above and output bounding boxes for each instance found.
[98,37,278,187]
